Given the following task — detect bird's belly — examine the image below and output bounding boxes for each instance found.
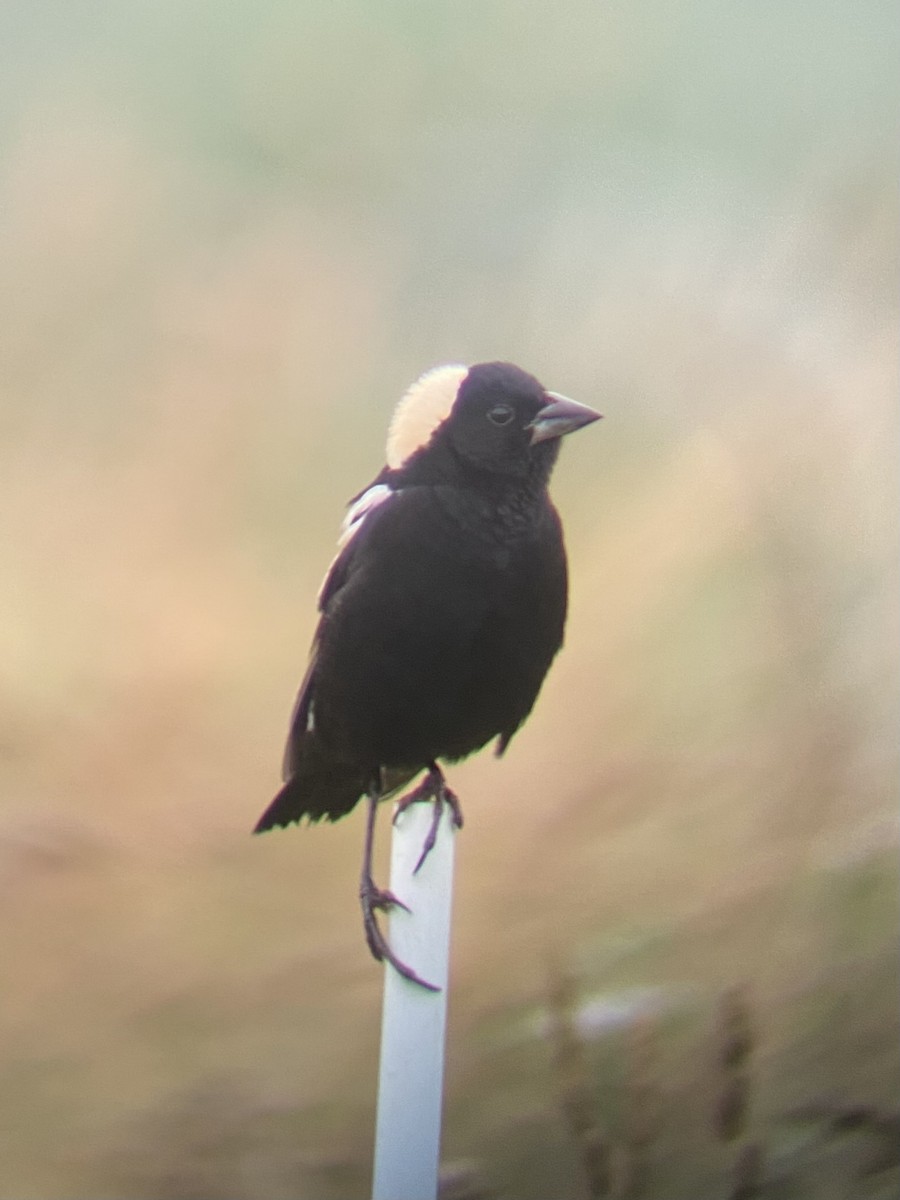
[315,550,561,769]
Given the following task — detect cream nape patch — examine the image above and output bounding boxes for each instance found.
[385,364,468,469]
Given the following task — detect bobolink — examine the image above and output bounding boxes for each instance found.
[255,361,600,987]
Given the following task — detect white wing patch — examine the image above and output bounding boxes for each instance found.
[338,483,394,548]
[315,483,394,608]
[386,363,468,468]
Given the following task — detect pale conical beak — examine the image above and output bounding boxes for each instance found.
[528,392,602,444]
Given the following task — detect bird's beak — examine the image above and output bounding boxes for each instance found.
[528,392,602,444]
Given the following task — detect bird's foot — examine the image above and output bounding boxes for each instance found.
[359,873,439,992]
[364,880,411,915]
[393,765,464,875]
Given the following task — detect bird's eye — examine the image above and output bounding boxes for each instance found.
[487,404,514,426]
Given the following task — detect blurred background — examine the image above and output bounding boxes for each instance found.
[0,2,897,1197]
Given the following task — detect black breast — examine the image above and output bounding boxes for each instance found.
[312,486,568,772]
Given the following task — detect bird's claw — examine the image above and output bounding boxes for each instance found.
[359,874,439,992]
[363,882,411,915]
[392,766,464,874]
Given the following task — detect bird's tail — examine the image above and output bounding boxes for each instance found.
[254,743,368,832]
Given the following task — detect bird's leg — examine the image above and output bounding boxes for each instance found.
[358,784,439,992]
[393,762,464,875]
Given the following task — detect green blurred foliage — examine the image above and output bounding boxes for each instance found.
[0,2,897,1197]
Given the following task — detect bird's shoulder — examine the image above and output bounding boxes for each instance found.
[313,477,436,612]
[319,469,565,614]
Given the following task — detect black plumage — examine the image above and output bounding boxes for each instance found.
[254,361,600,985]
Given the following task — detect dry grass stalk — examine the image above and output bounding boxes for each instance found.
[546,961,614,1199]
[618,1012,663,1196]
[714,985,754,1143]
[730,1140,764,1200]
[714,984,766,1199]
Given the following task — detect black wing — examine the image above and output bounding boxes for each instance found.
[281,484,393,780]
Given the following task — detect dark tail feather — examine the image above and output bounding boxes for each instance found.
[254,748,367,832]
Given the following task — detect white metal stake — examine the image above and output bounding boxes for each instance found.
[371,800,457,1200]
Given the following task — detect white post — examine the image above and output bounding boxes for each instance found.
[371,801,457,1200]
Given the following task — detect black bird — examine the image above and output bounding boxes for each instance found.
[255,361,600,987]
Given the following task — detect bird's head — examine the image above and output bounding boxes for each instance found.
[386,362,601,484]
